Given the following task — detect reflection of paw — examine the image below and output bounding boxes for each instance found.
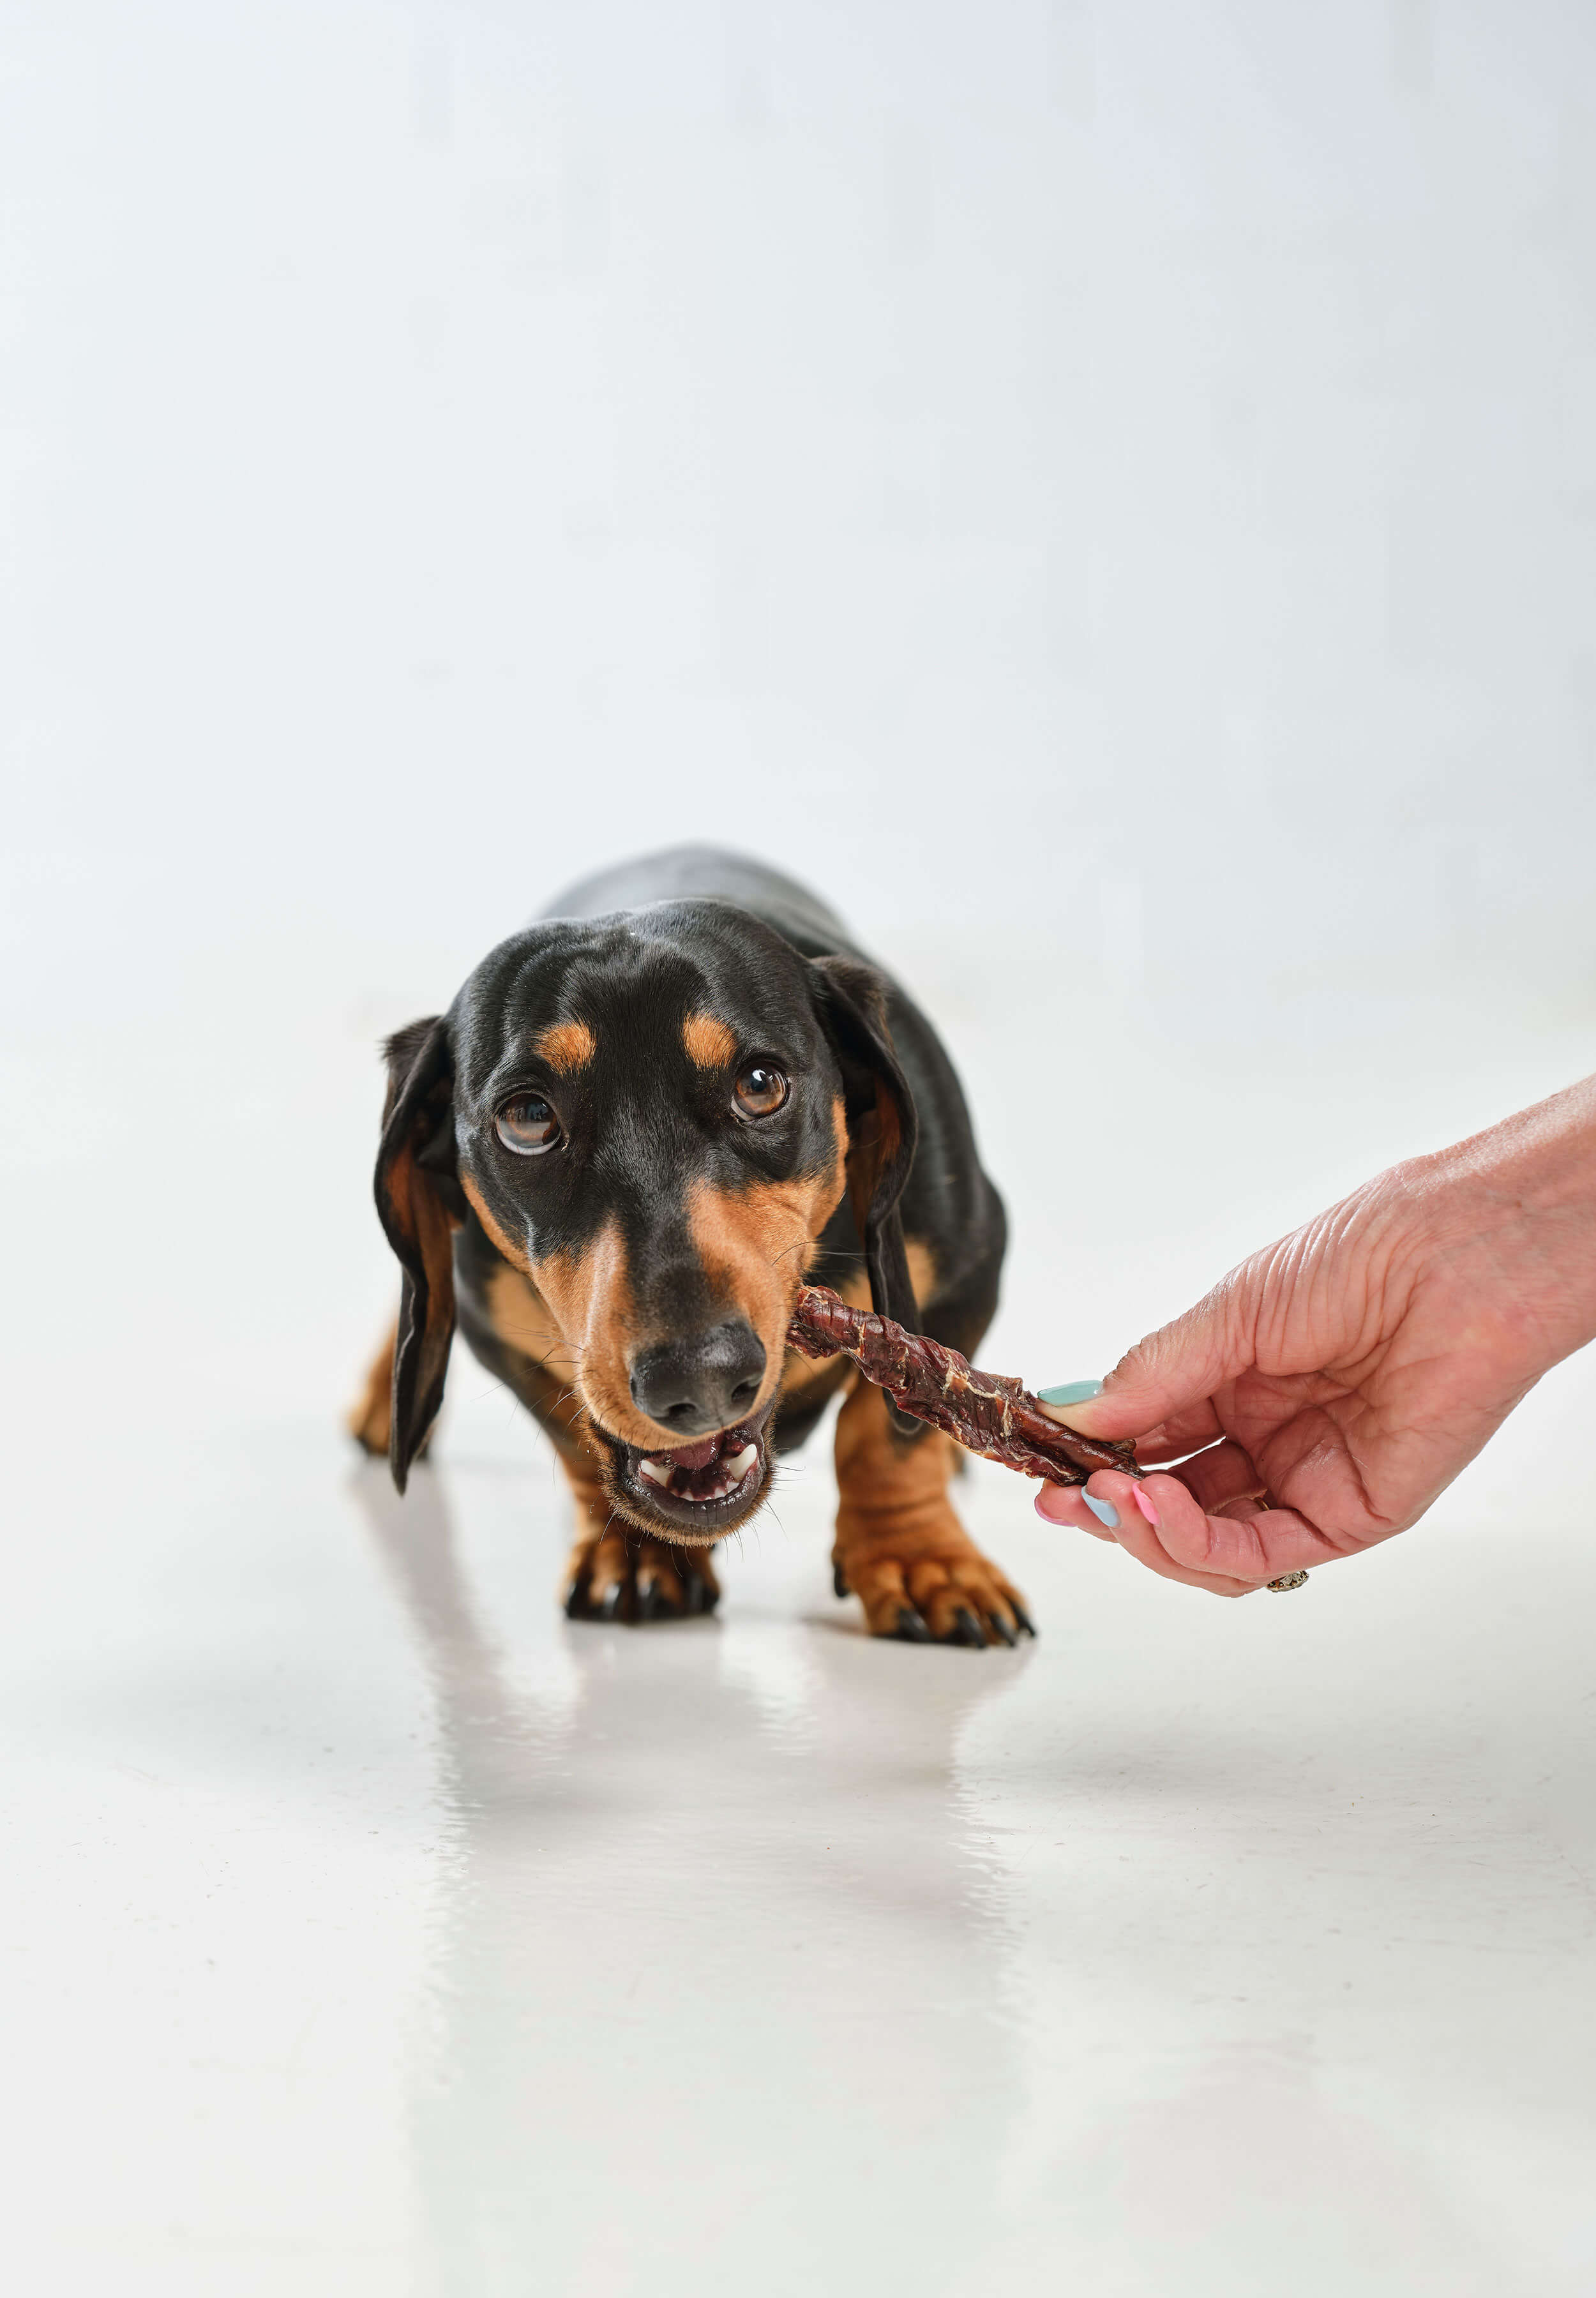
[563,1528,720,1624]
[832,1537,1034,1648]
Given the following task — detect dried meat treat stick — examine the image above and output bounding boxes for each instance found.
[787,1284,1141,1488]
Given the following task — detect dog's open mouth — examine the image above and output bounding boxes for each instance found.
[610,1406,774,1542]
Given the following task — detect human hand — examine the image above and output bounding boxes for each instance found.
[1034,1076,1596,1595]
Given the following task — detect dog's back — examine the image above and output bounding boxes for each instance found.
[543,845,856,964]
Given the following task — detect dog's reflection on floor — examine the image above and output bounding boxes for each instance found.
[353,1460,1034,2294]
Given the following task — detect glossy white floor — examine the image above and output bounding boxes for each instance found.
[7,3,1596,2287]
[6,1007,1595,2297]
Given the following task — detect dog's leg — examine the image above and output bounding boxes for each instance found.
[526,1378,720,1624]
[348,1319,405,1458]
[831,1379,1032,1646]
[552,1424,722,1628]
[464,1309,721,1627]
[353,1301,716,1621]
[562,1517,721,1623]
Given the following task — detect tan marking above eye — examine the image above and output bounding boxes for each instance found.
[534,1019,596,1074]
[682,1012,737,1070]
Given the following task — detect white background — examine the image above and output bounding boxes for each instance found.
[3,4,1594,2292]
[4,0,1595,1409]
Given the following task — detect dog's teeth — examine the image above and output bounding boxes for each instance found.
[640,1446,757,1506]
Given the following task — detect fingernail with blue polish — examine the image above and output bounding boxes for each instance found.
[1083,1492,1120,1529]
[1039,1379,1104,1406]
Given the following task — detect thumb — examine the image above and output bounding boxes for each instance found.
[1040,1271,1257,1445]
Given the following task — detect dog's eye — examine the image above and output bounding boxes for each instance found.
[495,1093,562,1155]
[733,1064,788,1120]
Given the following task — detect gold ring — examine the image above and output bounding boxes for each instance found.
[1267,1570,1308,1593]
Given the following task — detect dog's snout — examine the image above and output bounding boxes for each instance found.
[628,1319,767,1436]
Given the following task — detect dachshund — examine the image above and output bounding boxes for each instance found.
[349,846,1027,1646]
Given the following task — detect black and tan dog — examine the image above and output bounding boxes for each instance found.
[350,846,1028,1646]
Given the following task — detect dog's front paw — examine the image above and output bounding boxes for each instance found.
[564,1528,720,1625]
[832,1532,1034,1648]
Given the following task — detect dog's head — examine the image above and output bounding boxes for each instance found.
[373,900,918,1542]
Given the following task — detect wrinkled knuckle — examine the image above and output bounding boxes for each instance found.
[1108,1333,1159,1386]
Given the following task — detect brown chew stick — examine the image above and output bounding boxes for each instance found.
[787,1284,1141,1487]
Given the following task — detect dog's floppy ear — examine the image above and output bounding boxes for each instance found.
[808,955,921,1337]
[374,1016,460,1493]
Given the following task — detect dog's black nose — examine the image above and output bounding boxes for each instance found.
[628,1320,767,1436]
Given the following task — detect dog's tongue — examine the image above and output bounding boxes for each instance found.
[656,1432,723,1472]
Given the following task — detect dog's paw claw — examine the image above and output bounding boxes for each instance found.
[839,1538,1034,1648]
[562,1529,721,1627]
